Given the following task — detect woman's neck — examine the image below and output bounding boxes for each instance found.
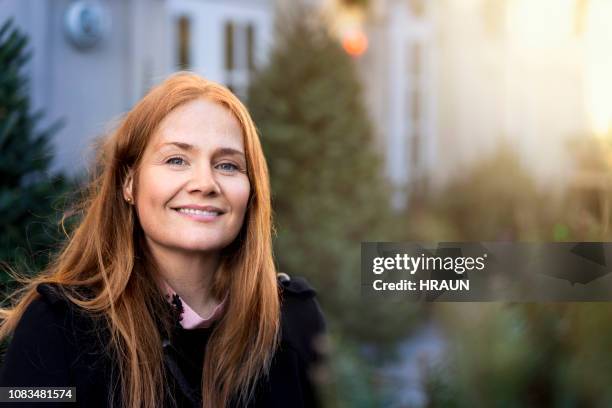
[147,240,222,317]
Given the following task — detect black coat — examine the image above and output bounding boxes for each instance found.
[0,276,326,407]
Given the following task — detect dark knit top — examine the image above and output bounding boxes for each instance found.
[0,276,326,407]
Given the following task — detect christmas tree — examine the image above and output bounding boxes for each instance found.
[0,19,70,283]
[248,11,418,345]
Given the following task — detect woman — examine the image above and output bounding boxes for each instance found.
[0,73,326,407]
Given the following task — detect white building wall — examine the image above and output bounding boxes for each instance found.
[168,0,273,98]
[2,0,593,193]
[0,0,171,175]
[0,0,275,175]
[359,0,437,209]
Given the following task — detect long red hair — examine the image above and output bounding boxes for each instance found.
[0,72,280,408]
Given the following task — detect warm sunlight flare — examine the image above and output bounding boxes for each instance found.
[584,0,612,135]
[508,0,573,49]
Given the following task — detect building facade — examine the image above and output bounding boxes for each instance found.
[1,0,171,173]
[1,0,602,209]
[0,0,273,175]
[167,0,273,99]
[358,0,596,208]
[358,0,437,208]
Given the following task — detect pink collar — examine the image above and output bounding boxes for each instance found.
[160,279,227,330]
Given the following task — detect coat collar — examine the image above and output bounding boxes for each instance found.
[158,278,227,330]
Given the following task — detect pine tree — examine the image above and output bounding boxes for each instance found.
[248,11,418,346]
[0,19,70,283]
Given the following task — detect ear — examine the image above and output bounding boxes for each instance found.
[123,168,134,203]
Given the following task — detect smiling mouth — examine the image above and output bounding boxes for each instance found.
[174,208,222,216]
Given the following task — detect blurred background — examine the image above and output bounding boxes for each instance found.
[3,0,612,406]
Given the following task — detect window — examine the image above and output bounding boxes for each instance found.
[410,42,421,127]
[176,16,191,69]
[223,20,258,100]
[407,42,423,174]
[247,24,255,72]
[224,21,234,71]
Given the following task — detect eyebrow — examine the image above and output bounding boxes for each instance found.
[158,142,245,157]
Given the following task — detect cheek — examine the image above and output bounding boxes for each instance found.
[227,178,251,215]
[135,170,179,213]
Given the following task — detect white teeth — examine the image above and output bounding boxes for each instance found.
[177,208,219,216]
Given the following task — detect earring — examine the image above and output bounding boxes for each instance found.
[126,197,132,203]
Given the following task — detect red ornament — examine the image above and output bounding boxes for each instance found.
[342,30,368,57]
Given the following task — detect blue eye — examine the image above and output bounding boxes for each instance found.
[216,162,239,172]
[166,157,186,166]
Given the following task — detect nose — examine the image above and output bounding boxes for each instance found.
[188,164,221,196]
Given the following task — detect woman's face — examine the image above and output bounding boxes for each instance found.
[125,98,251,255]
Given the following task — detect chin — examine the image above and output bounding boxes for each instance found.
[177,243,222,252]
[174,238,232,253]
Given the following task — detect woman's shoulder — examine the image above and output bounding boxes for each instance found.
[25,283,95,328]
[5,283,102,355]
[0,284,81,386]
[8,282,97,336]
[13,283,78,332]
[276,274,326,365]
[1,283,117,404]
[248,275,327,407]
